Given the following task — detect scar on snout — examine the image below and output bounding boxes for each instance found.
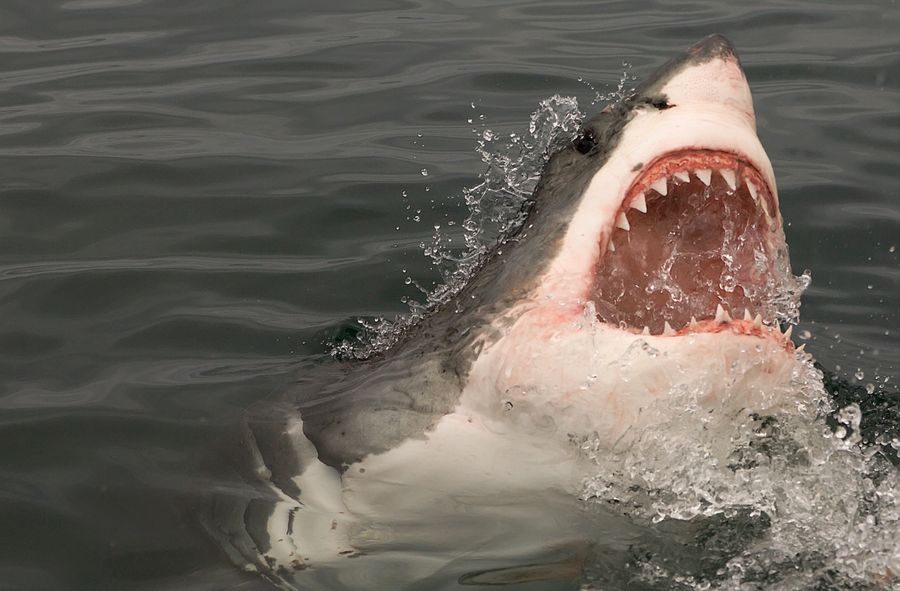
[631,162,643,172]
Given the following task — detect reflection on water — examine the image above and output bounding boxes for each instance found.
[0,0,896,589]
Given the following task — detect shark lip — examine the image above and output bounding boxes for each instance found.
[590,148,789,344]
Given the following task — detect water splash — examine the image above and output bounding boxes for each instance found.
[332,95,582,359]
[579,63,637,105]
[579,356,899,590]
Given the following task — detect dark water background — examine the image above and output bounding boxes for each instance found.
[0,1,897,589]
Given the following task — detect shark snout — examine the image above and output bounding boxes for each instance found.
[658,35,755,126]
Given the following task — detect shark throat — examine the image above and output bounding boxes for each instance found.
[591,149,784,336]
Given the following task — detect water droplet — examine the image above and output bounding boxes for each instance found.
[420,168,428,176]
[799,329,812,340]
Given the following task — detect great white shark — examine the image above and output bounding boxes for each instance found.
[205,35,827,589]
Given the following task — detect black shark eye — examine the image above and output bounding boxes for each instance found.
[573,128,596,154]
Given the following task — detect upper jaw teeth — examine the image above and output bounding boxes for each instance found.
[614,166,773,235]
[650,177,668,196]
[630,193,647,213]
[747,181,758,202]
[719,169,737,190]
[645,167,756,196]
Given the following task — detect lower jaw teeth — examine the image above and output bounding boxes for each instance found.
[632,306,774,336]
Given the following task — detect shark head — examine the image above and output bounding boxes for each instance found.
[464,35,803,443]
[540,34,783,331]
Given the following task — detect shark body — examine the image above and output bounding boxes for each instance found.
[206,35,816,590]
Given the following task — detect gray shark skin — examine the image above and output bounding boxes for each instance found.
[201,35,897,590]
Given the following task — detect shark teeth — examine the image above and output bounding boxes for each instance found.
[624,304,791,342]
[720,169,737,191]
[715,304,731,323]
[628,309,792,342]
[616,211,630,231]
[631,192,647,213]
[623,164,773,228]
[747,180,759,202]
[635,167,766,203]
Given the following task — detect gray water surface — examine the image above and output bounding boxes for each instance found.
[0,1,897,589]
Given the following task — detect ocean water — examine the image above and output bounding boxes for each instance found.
[0,1,897,590]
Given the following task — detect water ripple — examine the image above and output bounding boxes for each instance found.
[0,1,896,588]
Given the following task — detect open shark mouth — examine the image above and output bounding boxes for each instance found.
[591,149,786,339]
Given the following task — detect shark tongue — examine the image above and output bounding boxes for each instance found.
[591,154,784,336]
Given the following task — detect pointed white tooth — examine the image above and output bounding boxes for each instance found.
[695,169,712,186]
[616,212,630,231]
[674,170,690,183]
[783,326,793,339]
[715,304,731,323]
[650,177,668,196]
[796,344,806,352]
[663,321,675,335]
[631,192,647,213]
[747,180,759,202]
[690,316,699,329]
[753,314,763,329]
[608,240,615,252]
[720,169,737,191]
[642,326,650,335]
[743,308,752,321]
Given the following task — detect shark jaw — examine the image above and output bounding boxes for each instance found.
[593,148,785,340]
[531,35,793,350]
